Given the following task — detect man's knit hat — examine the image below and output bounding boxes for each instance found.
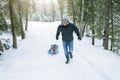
[61,18,69,23]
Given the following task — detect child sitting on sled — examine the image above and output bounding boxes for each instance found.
[48,44,58,55]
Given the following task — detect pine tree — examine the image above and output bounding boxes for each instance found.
[103,0,110,50]
[9,0,17,48]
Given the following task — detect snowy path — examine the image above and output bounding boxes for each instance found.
[0,21,120,80]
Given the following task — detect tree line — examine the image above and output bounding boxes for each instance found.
[58,0,120,53]
[0,0,57,53]
[0,0,31,52]
[0,0,120,54]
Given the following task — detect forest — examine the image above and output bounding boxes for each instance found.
[0,0,120,54]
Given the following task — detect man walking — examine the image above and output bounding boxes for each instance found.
[56,18,81,64]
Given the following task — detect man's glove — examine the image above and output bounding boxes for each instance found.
[78,36,81,40]
[56,37,59,40]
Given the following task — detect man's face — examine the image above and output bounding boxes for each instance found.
[62,22,68,26]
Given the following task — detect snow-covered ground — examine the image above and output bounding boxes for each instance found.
[0,21,120,80]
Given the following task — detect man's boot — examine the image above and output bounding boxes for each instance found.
[69,52,73,58]
[65,57,70,64]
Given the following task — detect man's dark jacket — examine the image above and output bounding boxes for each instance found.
[56,23,81,41]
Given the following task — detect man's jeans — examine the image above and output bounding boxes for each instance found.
[62,40,73,60]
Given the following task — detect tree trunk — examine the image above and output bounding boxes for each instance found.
[18,2,25,40]
[91,0,95,45]
[20,13,25,40]
[80,0,85,37]
[58,0,65,19]
[82,24,86,37]
[103,0,110,50]
[51,2,56,22]
[110,1,114,51]
[9,0,17,48]
[92,26,95,45]
[25,7,28,31]
[0,40,4,52]
[71,0,76,25]
[118,34,120,43]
